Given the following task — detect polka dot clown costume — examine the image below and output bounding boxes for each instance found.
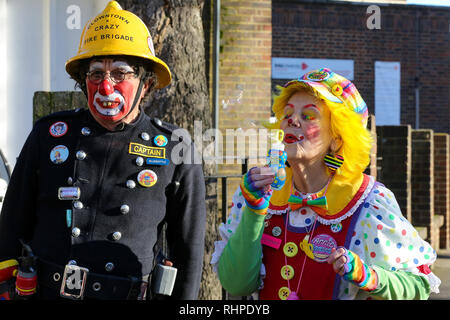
[211,68,441,300]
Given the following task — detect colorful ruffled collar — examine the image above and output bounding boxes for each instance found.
[268,166,374,225]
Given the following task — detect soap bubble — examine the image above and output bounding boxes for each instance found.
[221,85,244,112]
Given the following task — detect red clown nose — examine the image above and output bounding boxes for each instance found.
[98,79,115,96]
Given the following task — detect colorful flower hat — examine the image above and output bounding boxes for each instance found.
[281,68,368,127]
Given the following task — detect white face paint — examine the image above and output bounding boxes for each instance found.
[89,60,134,73]
[92,90,125,116]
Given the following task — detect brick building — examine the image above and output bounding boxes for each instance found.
[271,0,450,133]
[215,0,273,209]
[270,0,449,248]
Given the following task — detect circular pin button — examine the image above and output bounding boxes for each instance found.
[153,134,168,147]
[71,228,81,238]
[331,223,343,233]
[265,213,272,220]
[137,169,157,188]
[76,150,87,160]
[311,234,337,262]
[49,121,68,138]
[272,226,282,237]
[126,180,136,189]
[305,70,331,82]
[141,132,150,141]
[283,242,298,257]
[281,265,295,280]
[278,286,291,300]
[120,204,130,215]
[81,127,91,136]
[112,231,122,241]
[105,262,115,272]
[50,145,69,164]
[136,157,144,166]
[73,201,83,210]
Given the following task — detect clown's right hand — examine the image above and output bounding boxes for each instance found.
[239,167,275,215]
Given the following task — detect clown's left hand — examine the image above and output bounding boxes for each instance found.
[327,247,348,276]
[327,247,378,292]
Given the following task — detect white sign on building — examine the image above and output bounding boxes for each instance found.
[272,57,354,80]
[374,61,401,125]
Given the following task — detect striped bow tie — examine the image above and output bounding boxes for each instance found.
[287,194,328,215]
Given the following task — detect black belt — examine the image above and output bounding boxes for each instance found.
[37,259,148,300]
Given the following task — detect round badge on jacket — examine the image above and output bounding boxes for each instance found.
[153,135,168,147]
[137,169,158,187]
[50,145,69,164]
[49,121,68,137]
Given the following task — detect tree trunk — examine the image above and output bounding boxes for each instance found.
[120,0,221,300]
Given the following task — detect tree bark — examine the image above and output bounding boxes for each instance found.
[120,0,221,300]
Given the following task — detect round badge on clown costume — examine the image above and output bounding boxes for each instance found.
[137,169,158,188]
[50,145,69,164]
[330,223,343,233]
[153,135,168,147]
[304,70,330,82]
[49,121,68,137]
[311,234,337,262]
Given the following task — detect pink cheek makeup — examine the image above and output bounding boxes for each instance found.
[301,104,321,139]
[304,123,321,140]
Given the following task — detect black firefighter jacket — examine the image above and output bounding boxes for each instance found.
[0,108,206,299]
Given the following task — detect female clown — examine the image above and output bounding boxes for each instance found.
[211,68,441,300]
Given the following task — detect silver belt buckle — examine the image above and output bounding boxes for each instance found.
[60,264,89,300]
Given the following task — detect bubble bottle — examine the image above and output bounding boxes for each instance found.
[267,129,287,190]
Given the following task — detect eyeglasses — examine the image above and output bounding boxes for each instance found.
[86,70,137,84]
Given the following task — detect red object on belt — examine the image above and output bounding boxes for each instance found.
[0,260,19,283]
[0,266,17,283]
[15,272,37,296]
[0,260,19,300]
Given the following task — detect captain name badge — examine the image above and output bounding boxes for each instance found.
[128,142,166,159]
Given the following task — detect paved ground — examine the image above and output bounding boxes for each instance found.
[429,249,450,300]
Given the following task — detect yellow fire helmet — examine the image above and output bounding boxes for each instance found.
[65,1,171,89]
